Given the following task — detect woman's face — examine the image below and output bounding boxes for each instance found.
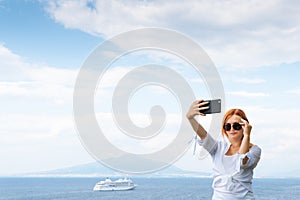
[224,114,244,140]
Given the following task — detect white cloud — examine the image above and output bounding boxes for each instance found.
[0,43,201,174]
[0,113,74,141]
[0,44,95,174]
[0,44,23,66]
[287,89,300,95]
[0,111,96,175]
[228,91,269,97]
[45,0,300,69]
[0,44,78,143]
[233,78,266,84]
[95,112,183,154]
[0,44,77,104]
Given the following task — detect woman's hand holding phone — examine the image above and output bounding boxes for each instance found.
[186,100,209,119]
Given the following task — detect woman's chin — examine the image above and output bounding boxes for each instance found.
[228,133,242,139]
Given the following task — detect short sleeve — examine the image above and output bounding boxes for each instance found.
[198,133,218,156]
[240,145,261,169]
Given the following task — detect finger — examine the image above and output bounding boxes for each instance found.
[198,106,209,111]
[198,101,209,107]
[241,119,248,124]
[193,101,208,109]
[194,100,203,107]
[195,99,204,104]
[193,105,202,111]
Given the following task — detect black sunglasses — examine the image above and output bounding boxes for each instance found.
[223,122,243,131]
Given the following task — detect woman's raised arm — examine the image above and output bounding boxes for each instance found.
[186,100,209,140]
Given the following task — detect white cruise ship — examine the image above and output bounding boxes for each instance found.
[93,177,137,191]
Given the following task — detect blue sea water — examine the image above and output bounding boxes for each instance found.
[0,177,299,200]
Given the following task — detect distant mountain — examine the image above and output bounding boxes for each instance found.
[19,162,211,178]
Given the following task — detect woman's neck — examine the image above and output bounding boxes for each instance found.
[229,138,242,148]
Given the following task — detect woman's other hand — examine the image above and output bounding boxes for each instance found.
[241,118,252,136]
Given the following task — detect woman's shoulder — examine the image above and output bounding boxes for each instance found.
[249,144,262,156]
[250,143,261,149]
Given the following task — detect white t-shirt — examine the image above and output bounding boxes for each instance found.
[198,133,261,200]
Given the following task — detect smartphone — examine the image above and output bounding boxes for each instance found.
[200,99,221,114]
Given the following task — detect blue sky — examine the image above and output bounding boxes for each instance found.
[0,0,101,68]
[1,0,300,177]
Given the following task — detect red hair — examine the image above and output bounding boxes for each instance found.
[222,109,249,137]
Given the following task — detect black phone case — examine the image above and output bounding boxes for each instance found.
[201,99,221,114]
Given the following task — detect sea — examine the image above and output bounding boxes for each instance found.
[0,177,299,200]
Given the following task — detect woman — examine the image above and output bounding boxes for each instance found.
[186,100,261,200]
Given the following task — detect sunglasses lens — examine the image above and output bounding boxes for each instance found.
[224,123,231,131]
[233,123,242,130]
